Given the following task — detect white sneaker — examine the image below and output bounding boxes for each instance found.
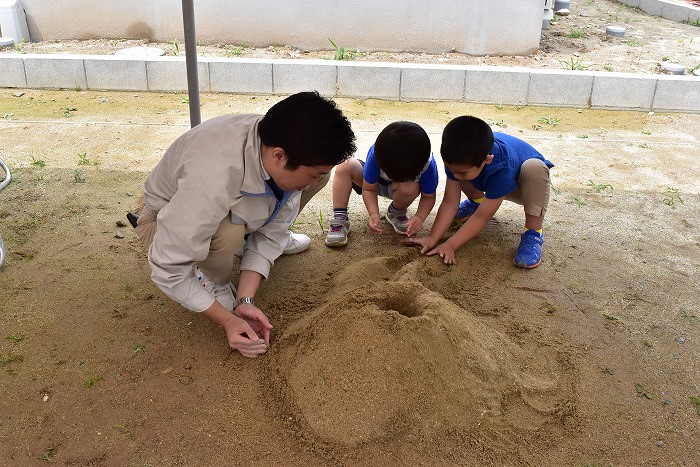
[193,265,236,311]
[325,217,350,247]
[283,231,311,255]
[386,206,409,235]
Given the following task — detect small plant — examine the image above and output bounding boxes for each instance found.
[172,39,180,55]
[41,443,60,462]
[603,63,614,72]
[77,152,91,166]
[63,107,77,117]
[73,169,86,183]
[690,396,700,415]
[538,115,560,126]
[114,423,136,440]
[133,344,145,354]
[634,383,653,399]
[642,340,653,348]
[317,210,325,233]
[567,29,586,39]
[228,45,244,56]
[1,113,13,119]
[639,143,651,149]
[181,97,189,104]
[602,312,619,321]
[73,85,82,92]
[328,38,355,61]
[662,187,683,208]
[572,196,586,207]
[83,375,103,388]
[690,18,700,27]
[13,39,26,53]
[577,134,589,139]
[5,333,25,342]
[587,180,613,193]
[487,118,507,128]
[626,39,643,47]
[641,128,652,135]
[1,352,23,374]
[31,156,46,167]
[560,56,589,70]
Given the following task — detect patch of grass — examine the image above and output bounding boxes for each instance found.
[641,128,652,135]
[538,115,560,126]
[181,97,189,104]
[577,134,589,139]
[567,29,586,39]
[171,39,180,56]
[690,18,700,27]
[635,383,653,399]
[662,187,683,208]
[487,118,507,128]
[626,39,643,47]
[63,107,77,117]
[639,143,651,149]
[1,112,14,119]
[603,63,614,72]
[133,344,145,355]
[41,443,60,462]
[690,396,700,415]
[318,210,325,233]
[572,196,586,207]
[587,180,613,193]
[83,375,103,388]
[679,309,699,322]
[228,45,244,56]
[114,423,136,440]
[1,352,24,374]
[72,169,86,183]
[328,37,357,60]
[560,56,589,70]
[602,312,619,321]
[5,333,25,342]
[31,156,46,167]
[77,151,92,166]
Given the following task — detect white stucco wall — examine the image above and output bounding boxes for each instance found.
[16,0,543,56]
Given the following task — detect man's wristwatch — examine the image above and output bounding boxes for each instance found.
[233,297,254,310]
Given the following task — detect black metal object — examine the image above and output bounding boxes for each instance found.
[182,0,201,128]
[126,212,140,228]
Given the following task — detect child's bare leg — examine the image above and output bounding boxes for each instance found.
[332,159,364,210]
[390,181,420,210]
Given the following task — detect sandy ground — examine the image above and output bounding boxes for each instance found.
[2,0,700,76]
[0,89,699,465]
[1,1,699,464]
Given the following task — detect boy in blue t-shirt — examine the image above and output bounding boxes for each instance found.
[406,115,553,268]
[325,121,438,246]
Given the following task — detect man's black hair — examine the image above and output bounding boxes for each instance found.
[440,116,494,167]
[373,121,431,182]
[258,91,356,169]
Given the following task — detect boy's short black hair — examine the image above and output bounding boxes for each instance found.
[440,116,494,167]
[373,121,431,182]
[259,91,356,169]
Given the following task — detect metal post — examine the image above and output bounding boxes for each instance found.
[182,0,201,127]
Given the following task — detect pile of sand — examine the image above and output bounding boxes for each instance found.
[267,255,579,456]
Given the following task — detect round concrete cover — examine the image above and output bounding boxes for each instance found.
[606,26,625,37]
[0,37,14,47]
[661,62,685,74]
[114,46,165,57]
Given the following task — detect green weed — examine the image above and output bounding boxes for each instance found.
[328,38,356,60]
[635,383,653,399]
[587,180,613,193]
[662,187,683,208]
[560,56,589,70]
[73,169,86,183]
[641,128,652,135]
[602,312,619,321]
[487,118,507,128]
[114,423,136,440]
[572,196,586,207]
[31,156,46,167]
[691,18,700,27]
[77,152,91,166]
[172,39,180,55]
[228,45,244,56]
[5,333,25,342]
[538,115,560,126]
[318,210,325,233]
[567,29,586,39]
[133,344,145,355]
[690,396,700,414]
[626,39,643,47]
[603,63,614,72]
[577,134,589,139]
[63,107,77,117]
[83,375,103,388]
[41,443,60,462]
[1,113,13,118]
[181,97,189,104]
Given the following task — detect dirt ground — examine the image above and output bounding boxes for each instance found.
[2,0,700,75]
[1,1,700,466]
[1,88,699,465]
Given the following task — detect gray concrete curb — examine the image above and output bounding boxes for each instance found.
[1,53,699,113]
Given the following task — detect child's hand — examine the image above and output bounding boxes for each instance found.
[402,236,436,254]
[427,243,457,265]
[405,216,424,237]
[367,213,382,234]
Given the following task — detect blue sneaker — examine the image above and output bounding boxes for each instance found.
[456,199,480,221]
[513,230,544,268]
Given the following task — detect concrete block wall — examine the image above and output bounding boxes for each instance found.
[1,54,699,113]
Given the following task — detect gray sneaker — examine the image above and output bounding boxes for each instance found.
[194,265,236,311]
[386,206,409,235]
[325,217,350,247]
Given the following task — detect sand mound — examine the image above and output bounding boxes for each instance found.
[268,255,579,453]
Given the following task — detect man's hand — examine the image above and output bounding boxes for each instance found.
[220,307,271,358]
[405,216,424,237]
[367,213,382,234]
